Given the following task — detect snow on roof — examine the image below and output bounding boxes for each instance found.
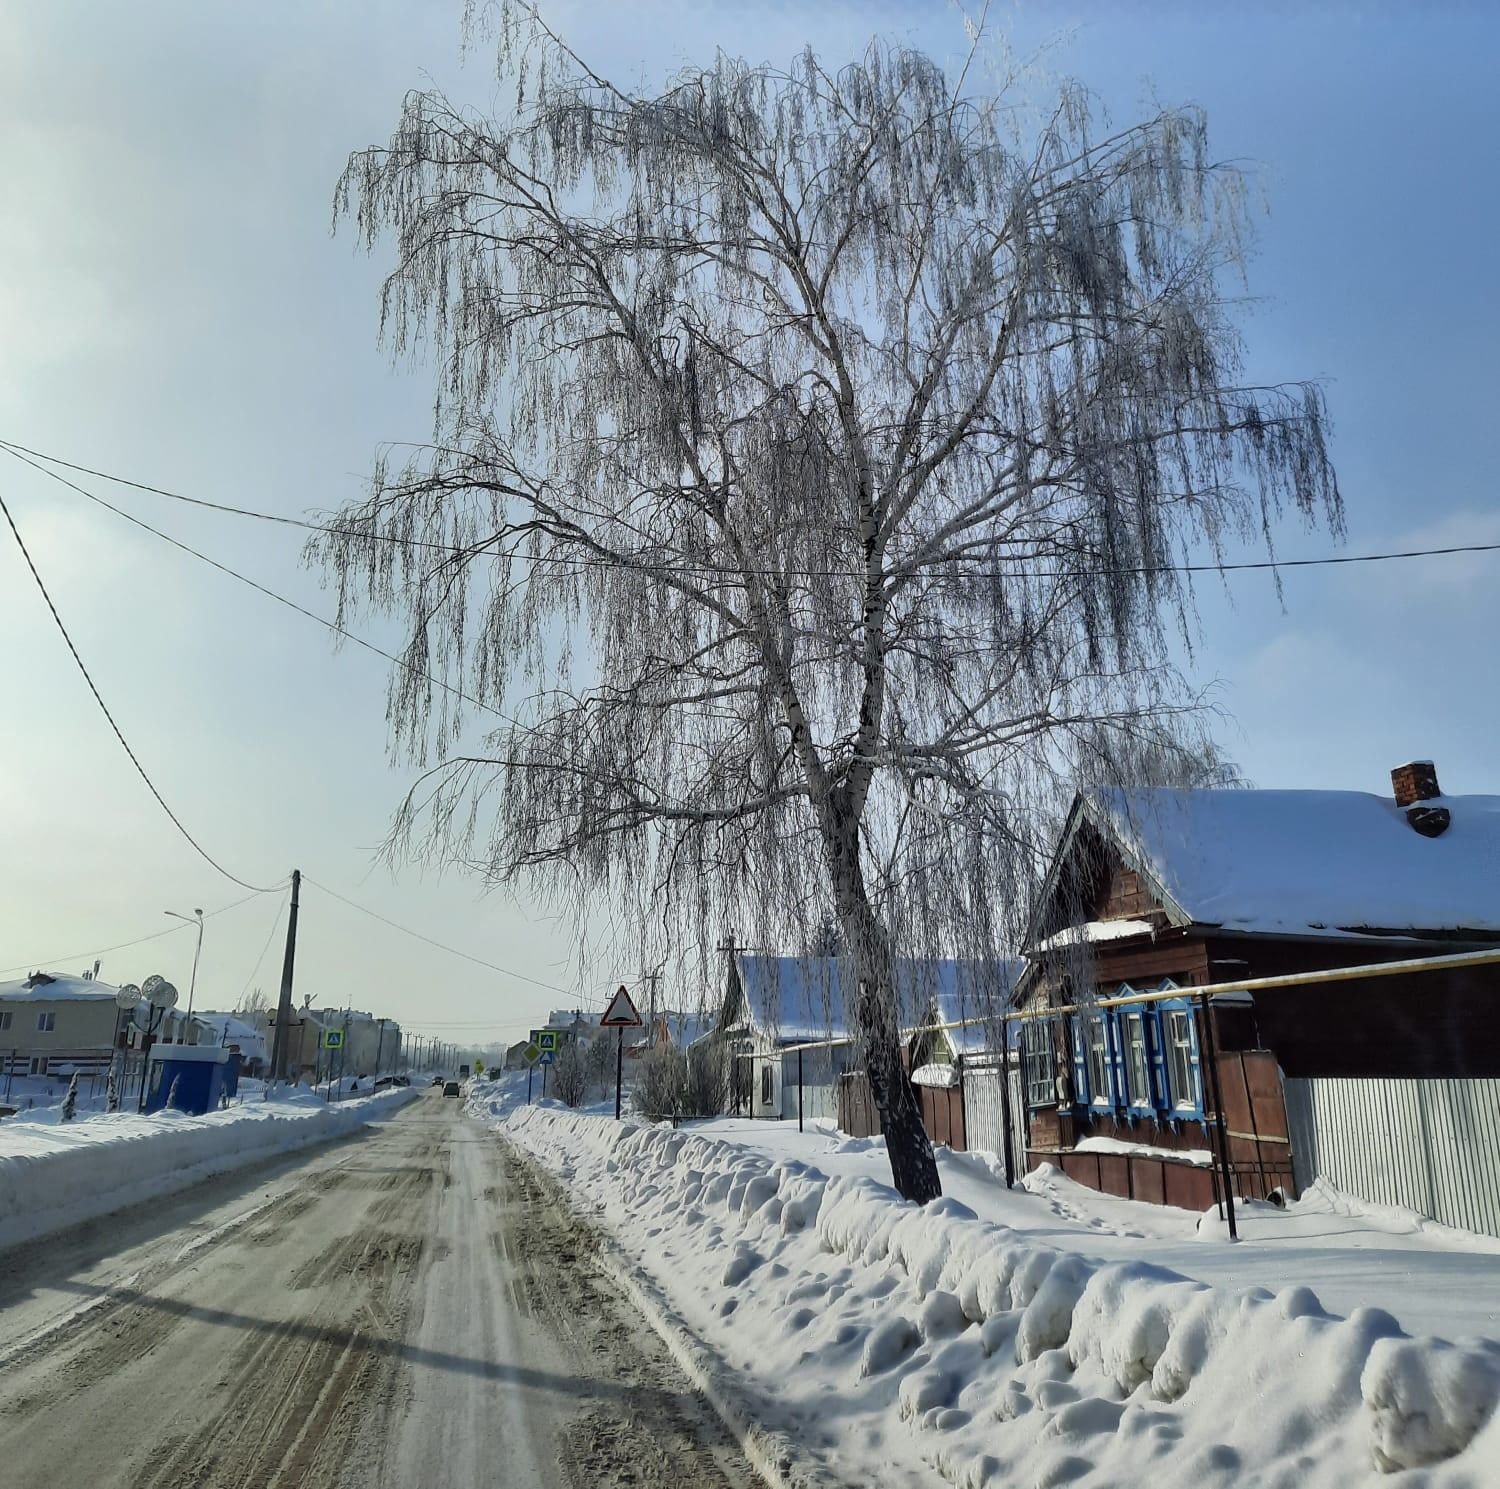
[732,956,848,1043]
[665,1010,716,1049]
[192,1012,268,1051]
[1032,918,1156,953]
[732,954,1022,1048]
[929,959,1026,1054]
[1086,786,1500,940]
[0,972,118,1003]
[545,1009,596,1029]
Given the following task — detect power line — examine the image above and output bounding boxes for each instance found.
[0,442,527,734]
[0,485,280,894]
[7,435,1499,582]
[302,876,576,995]
[0,887,282,979]
[238,897,285,1006]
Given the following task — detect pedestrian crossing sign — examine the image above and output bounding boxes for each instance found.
[536,1030,558,1053]
[321,1029,345,1050]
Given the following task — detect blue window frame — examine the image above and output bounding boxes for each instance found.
[1155,984,1204,1120]
[1069,981,1205,1123]
[1117,991,1156,1115]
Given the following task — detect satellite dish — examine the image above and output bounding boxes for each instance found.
[148,980,179,1010]
[142,974,165,997]
[115,983,142,1010]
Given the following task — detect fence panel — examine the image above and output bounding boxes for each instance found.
[962,1065,1030,1180]
[1286,1076,1500,1238]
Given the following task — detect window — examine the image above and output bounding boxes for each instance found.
[0,1010,11,1031]
[36,1011,57,1033]
[1164,1009,1200,1113]
[1084,1016,1111,1109]
[1067,984,1203,1123]
[1122,1012,1152,1110]
[29,1055,47,1075]
[759,1062,774,1106]
[1021,1021,1056,1107]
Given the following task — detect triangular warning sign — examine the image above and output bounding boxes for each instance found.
[599,984,642,1027]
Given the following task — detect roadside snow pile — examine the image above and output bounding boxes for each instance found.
[0,1086,416,1251]
[500,1106,1500,1488]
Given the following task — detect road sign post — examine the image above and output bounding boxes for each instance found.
[599,985,643,1120]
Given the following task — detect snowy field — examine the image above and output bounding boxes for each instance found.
[0,1083,417,1251]
[478,1084,1500,1488]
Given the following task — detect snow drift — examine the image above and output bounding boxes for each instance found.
[497,1102,1500,1487]
[0,1086,417,1251]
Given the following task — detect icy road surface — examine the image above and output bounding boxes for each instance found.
[0,1093,754,1489]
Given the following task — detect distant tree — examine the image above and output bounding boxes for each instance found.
[237,986,270,1017]
[807,913,845,960]
[550,1038,589,1108]
[61,1073,79,1122]
[583,1030,614,1099]
[318,7,1340,1200]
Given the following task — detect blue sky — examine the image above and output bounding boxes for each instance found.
[2,1,1496,1043]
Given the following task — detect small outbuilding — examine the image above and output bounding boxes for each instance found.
[144,1045,240,1115]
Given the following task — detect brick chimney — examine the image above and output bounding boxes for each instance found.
[1391,760,1450,837]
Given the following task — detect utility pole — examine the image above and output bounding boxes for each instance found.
[269,870,301,1083]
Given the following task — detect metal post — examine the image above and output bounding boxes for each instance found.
[1198,991,1239,1242]
[798,1047,804,1133]
[4,1050,13,1103]
[615,1026,624,1120]
[997,1014,1016,1188]
[527,1064,533,1104]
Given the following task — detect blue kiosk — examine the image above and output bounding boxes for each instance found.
[144,1045,241,1115]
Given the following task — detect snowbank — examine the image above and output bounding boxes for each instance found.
[494,1103,1500,1487]
[0,1086,417,1251]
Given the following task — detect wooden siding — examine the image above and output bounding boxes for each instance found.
[1034,1148,1221,1212]
[1205,935,1500,1078]
[836,1069,974,1154]
[1101,863,1159,921]
[1025,1047,1297,1203]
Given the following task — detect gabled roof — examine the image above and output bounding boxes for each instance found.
[725,953,1022,1047]
[726,955,849,1043]
[1042,785,1500,944]
[930,960,1026,1055]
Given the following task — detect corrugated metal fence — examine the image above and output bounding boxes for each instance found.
[780,1046,843,1124]
[962,1065,1030,1179]
[1285,1076,1500,1239]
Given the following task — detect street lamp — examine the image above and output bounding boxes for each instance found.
[165,908,205,1027]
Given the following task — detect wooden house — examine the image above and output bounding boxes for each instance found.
[1016,762,1500,1210]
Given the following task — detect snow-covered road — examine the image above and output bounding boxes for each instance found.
[0,1093,756,1489]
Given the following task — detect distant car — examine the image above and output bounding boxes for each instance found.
[374,1075,411,1091]
[443,1080,461,1098]
[431,1075,445,1087]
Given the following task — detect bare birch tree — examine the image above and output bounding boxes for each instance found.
[315,5,1339,1201]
